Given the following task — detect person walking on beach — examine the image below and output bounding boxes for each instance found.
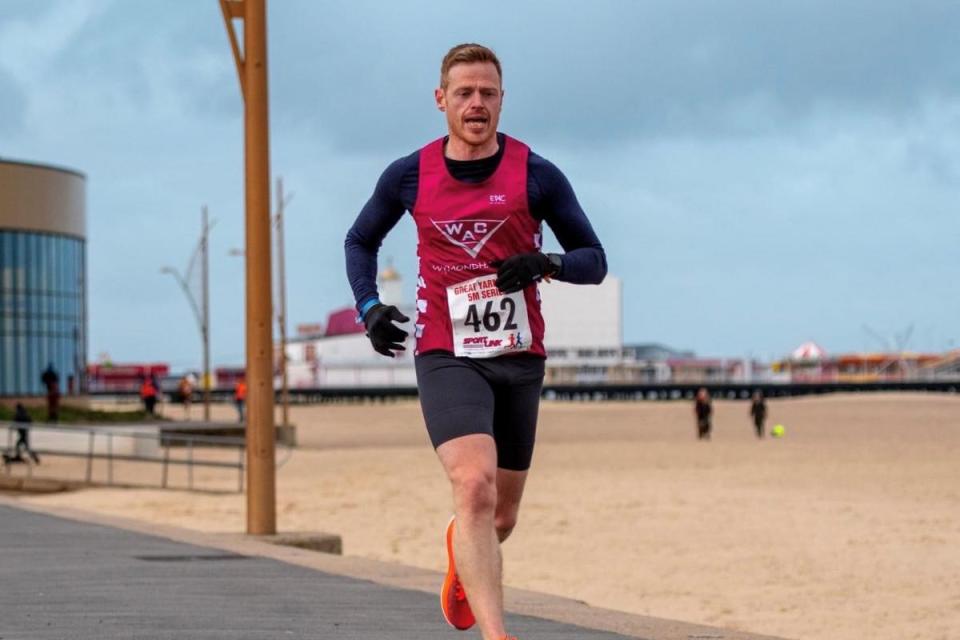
[344,43,606,640]
[695,387,712,440]
[749,390,767,438]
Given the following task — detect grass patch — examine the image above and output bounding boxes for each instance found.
[0,404,164,424]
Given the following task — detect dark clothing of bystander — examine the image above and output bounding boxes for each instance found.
[750,397,768,438]
[695,398,712,440]
[5,404,40,464]
[41,364,60,423]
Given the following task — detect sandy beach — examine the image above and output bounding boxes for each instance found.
[10,392,960,640]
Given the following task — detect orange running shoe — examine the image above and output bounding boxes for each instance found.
[440,515,475,630]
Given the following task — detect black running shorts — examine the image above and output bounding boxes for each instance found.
[414,351,546,471]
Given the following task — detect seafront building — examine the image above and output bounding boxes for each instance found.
[281,267,957,389]
[0,159,87,397]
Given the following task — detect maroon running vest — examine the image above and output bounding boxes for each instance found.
[413,134,546,358]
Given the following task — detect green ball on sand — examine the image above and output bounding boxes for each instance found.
[771,424,786,438]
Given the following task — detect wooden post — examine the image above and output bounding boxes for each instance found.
[220,0,276,534]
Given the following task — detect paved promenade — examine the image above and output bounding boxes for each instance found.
[0,501,787,640]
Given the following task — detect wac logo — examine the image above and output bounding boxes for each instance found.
[431,218,509,258]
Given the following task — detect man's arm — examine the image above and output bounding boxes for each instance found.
[528,154,607,284]
[344,154,417,314]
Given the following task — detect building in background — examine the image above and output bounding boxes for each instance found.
[286,263,415,388]
[286,270,633,388]
[284,266,960,389]
[539,276,623,383]
[920,350,960,379]
[773,343,948,383]
[0,159,87,397]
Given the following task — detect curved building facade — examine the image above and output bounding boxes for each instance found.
[0,160,87,397]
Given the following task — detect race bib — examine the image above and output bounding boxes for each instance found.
[446,274,531,358]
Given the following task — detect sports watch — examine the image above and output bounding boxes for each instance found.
[545,253,563,278]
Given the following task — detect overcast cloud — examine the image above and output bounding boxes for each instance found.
[1,0,958,368]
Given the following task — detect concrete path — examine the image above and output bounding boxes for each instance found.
[0,501,788,640]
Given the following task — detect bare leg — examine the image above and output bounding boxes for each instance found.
[495,468,528,543]
[437,435,506,640]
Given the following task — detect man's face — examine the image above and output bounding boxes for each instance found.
[435,62,503,149]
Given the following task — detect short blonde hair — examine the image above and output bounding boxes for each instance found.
[440,43,502,89]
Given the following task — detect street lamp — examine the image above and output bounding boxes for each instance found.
[226,176,292,429]
[274,177,292,429]
[160,206,213,421]
[220,0,276,535]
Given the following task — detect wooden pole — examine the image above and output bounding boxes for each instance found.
[221,0,276,535]
[243,0,276,535]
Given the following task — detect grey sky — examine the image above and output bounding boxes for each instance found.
[2,0,957,368]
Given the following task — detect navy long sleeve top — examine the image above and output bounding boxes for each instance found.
[345,134,607,310]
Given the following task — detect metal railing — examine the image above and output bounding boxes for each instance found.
[2,422,247,492]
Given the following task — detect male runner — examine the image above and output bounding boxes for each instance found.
[344,43,606,640]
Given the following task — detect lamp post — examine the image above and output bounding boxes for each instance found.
[160,205,212,421]
[220,0,276,535]
[227,175,293,428]
[274,177,292,428]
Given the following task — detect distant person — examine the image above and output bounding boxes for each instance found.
[750,390,767,438]
[234,377,247,424]
[152,373,164,412]
[139,377,158,415]
[694,387,712,440]
[40,362,60,422]
[3,403,40,464]
[177,375,194,417]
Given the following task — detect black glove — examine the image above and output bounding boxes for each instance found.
[489,253,558,294]
[364,303,410,357]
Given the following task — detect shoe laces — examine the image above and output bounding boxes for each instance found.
[453,580,467,602]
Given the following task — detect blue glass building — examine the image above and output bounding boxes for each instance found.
[0,160,87,397]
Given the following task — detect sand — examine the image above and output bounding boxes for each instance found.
[10,392,960,640]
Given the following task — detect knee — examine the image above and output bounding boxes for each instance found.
[451,469,497,516]
[495,511,518,542]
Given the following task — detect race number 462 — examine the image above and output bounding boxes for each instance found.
[447,273,531,358]
[463,298,519,333]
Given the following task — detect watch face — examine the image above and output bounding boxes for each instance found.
[548,254,562,275]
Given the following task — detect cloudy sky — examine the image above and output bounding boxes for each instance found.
[2,0,958,368]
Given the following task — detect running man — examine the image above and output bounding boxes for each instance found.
[345,43,606,640]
